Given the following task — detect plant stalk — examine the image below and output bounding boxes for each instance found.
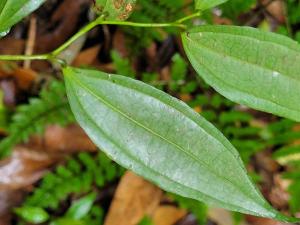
[0,12,200,63]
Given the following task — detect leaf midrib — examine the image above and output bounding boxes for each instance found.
[67,79,270,217]
[186,39,300,115]
[68,72,266,208]
[188,27,300,53]
[188,32,300,83]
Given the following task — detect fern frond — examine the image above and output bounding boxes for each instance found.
[0,80,74,157]
[24,152,124,210]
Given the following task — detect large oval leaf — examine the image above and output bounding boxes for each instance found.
[63,66,296,222]
[182,25,300,122]
[195,0,228,10]
[0,0,45,36]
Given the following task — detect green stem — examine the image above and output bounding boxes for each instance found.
[0,12,200,63]
[97,20,186,29]
[51,17,102,57]
[175,11,201,23]
[0,54,48,61]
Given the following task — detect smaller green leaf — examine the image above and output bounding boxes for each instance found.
[65,192,97,220]
[50,218,86,225]
[0,0,46,37]
[14,206,49,224]
[273,146,300,165]
[182,25,300,122]
[138,216,154,225]
[94,0,136,21]
[195,0,228,10]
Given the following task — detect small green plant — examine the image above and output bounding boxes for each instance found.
[0,0,300,222]
[0,80,74,157]
[15,152,123,225]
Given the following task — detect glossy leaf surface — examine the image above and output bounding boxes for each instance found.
[14,206,49,224]
[0,0,45,36]
[182,25,300,122]
[65,192,96,220]
[195,0,228,10]
[94,0,136,21]
[63,67,297,221]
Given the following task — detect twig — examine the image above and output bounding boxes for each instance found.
[24,16,37,69]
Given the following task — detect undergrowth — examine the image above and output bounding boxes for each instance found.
[16,152,125,225]
[0,80,74,157]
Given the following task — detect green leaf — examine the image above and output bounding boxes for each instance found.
[195,0,228,10]
[0,80,74,158]
[94,0,136,21]
[0,0,46,36]
[182,25,300,122]
[65,192,97,220]
[14,206,49,224]
[63,66,297,222]
[138,216,153,225]
[273,146,300,165]
[50,218,86,225]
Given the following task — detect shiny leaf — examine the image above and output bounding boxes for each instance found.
[14,206,49,224]
[182,25,300,122]
[64,67,297,222]
[50,218,86,225]
[195,0,228,10]
[65,192,96,220]
[0,0,46,36]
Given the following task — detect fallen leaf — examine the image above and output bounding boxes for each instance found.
[112,29,128,57]
[72,45,101,66]
[0,146,60,190]
[261,0,285,23]
[14,68,37,90]
[246,215,293,225]
[104,171,162,225]
[0,38,25,55]
[27,124,97,153]
[179,94,192,102]
[152,206,186,225]
[35,0,90,53]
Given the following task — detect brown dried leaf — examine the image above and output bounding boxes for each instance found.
[246,215,293,225]
[112,29,128,57]
[268,175,290,210]
[36,0,90,53]
[14,68,37,90]
[104,171,162,225]
[72,45,101,66]
[27,124,97,153]
[261,0,285,23]
[0,146,60,190]
[152,206,187,225]
[0,38,25,55]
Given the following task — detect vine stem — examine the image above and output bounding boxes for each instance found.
[0,13,201,63]
[175,11,201,23]
[97,20,186,29]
